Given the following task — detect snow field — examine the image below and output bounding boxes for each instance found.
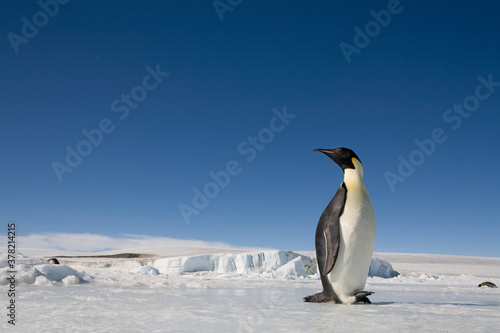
[0,249,498,332]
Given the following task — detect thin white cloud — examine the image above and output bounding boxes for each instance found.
[10,233,235,252]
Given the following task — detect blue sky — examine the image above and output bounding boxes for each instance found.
[2,0,499,257]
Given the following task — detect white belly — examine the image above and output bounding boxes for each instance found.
[327,178,376,304]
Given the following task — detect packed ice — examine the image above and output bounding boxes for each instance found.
[1,248,498,332]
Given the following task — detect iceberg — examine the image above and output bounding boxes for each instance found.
[369,257,399,278]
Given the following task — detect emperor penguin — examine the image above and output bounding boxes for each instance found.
[304,147,376,304]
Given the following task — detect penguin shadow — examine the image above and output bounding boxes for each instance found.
[308,301,396,306]
[367,301,396,305]
[368,301,498,307]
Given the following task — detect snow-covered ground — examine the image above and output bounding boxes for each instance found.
[1,247,499,332]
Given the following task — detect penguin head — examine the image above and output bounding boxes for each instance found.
[314,147,363,174]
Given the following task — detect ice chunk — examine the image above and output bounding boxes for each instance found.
[275,257,307,277]
[133,266,160,275]
[368,257,399,278]
[153,251,300,275]
[34,275,53,286]
[154,255,213,273]
[418,273,438,280]
[213,254,237,273]
[300,255,317,275]
[36,264,79,282]
[62,275,81,285]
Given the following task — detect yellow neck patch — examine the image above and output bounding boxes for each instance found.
[350,158,364,178]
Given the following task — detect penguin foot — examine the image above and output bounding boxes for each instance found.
[354,291,374,304]
[303,291,333,303]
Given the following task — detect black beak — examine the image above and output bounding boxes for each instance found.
[313,149,331,153]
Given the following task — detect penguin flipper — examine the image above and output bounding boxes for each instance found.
[315,183,346,276]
